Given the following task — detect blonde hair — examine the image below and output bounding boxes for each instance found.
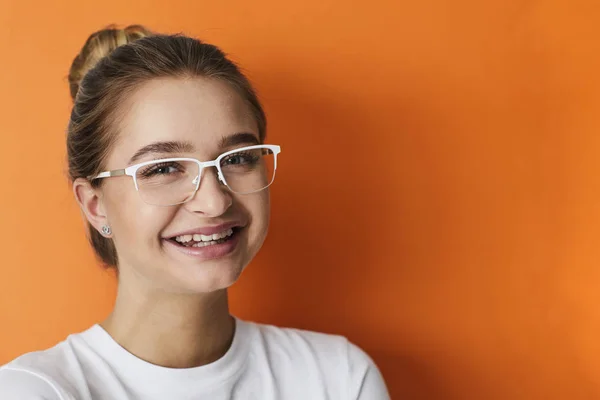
[66,25,266,267]
[68,25,152,101]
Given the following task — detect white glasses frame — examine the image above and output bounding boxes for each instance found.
[89,144,281,205]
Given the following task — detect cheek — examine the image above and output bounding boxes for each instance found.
[103,182,174,248]
[244,191,271,245]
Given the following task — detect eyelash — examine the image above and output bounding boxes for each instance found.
[221,151,259,165]
[138,162,182,177]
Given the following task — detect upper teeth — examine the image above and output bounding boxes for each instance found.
[174,228,234,243]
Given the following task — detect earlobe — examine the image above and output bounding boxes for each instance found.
[73,178,109,235]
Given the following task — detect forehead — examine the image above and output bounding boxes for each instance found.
[109,77,258,165]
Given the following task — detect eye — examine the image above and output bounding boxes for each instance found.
[139,162,184,178]
[224,155,245,165]
[154,166,176,174]
[221,152,259,167]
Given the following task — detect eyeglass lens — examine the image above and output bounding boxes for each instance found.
[135,147,276,206]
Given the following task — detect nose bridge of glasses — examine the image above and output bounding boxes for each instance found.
[196,159,225,185]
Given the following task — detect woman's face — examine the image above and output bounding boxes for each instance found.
[87,77,270,293]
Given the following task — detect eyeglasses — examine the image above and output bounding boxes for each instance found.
[89,144,281,206]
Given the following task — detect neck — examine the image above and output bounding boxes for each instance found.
[101,278,234,369]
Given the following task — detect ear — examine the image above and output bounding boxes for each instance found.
[73,178,109,235]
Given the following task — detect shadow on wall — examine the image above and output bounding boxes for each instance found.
[371,350,447,400]
[230,68,410,396]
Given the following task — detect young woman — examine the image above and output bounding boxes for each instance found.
[0,25,390,399]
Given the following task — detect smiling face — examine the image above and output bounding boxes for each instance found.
[81,77,270,293]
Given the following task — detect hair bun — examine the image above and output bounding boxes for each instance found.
[68,24,153,101]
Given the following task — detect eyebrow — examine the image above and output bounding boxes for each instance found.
[128,132,260,164]
[129,141,195,164]
[219,132,260,148]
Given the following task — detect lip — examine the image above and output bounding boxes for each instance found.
[163,221,244,239]
[163,226,242,261]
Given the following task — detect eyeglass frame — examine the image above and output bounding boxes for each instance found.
[88,144,281,205]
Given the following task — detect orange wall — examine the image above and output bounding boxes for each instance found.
[2,1,600,398]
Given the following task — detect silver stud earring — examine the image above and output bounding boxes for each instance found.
[101,225,112,236]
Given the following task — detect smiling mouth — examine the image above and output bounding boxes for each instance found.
[167,227,241,248]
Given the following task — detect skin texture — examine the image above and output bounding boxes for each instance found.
[73,77,270,368]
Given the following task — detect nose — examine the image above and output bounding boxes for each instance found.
[184,166,232,216]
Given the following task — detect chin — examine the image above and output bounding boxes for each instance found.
[168,257,247,294]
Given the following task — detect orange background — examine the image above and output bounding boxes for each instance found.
[1,1,600,398]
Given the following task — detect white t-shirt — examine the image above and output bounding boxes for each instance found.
[0,318,390,399]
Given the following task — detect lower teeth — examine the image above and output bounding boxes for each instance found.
[193,240,218,247]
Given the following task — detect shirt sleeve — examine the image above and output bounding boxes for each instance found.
[346,340,391,400]
[0,367,69,400]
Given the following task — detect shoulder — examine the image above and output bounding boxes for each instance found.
[241,320,390,399]
[246,319,374,369]
[0,365,71,399]
[248,319,350,352]
[0,334,86,400]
